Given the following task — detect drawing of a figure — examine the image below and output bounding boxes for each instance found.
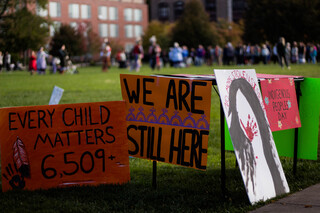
[228,78,289,201]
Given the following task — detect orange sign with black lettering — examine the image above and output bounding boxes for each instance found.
[120,75,212,170]
[0,101,130,192]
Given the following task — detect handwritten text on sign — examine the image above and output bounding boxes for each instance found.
[261,78,301,131]
[120,75,212,170]
[0,101,130,192]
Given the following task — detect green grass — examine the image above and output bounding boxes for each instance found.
[0,63,319,212]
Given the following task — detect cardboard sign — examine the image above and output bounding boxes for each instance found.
[0,101,130,192]
[214,69,289,204]
[260,78,301,131]
[120,74,212,170]
[49,86,64,105]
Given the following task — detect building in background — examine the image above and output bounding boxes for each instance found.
[149,0,247,22]
[36,0,148,51]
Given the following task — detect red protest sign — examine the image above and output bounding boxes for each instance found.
[0,101,130,192]
[260,78,301,131]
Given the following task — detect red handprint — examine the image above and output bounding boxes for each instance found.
[240,114,258,142]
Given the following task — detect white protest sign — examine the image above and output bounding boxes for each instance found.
[214,69,289,204]
[49,86,64,105]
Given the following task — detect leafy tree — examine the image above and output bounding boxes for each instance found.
[244,0,320,44]
[86,28,101,57]
[0,0,47,19]
[0,7,49,53]
[0,0,10,19]
[49,24,85,57]
[171,0,219,48]
[213,18,244,46]
[142,21,174,51]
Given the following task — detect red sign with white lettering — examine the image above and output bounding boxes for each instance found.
[260,78,301,131]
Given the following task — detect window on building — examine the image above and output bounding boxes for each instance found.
[109,7,118,20]
[81,5,91,19]
[69,4,79,19]
[49,2,61,17]
[37,4,48,17]
[134,25,142,38]
[110,24,119,38]
[80,22,89,37]
[124,8,133,21]
[98,6,108,20]
[50,21,61,36]
[125,43,134,52]
[70,22,78,29]
[133,9,142,22]
[40,23,48,31]
[233,0,247,22]
[174,1,184,20]
[205,0,216,21]
[99,24,108,37]
[124,25,133,38]
[158,2,169,21]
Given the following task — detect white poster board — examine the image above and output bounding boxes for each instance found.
[49,86,64,105]
[214,69,289,204]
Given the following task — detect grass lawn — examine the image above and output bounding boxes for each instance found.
[0,63,319,212]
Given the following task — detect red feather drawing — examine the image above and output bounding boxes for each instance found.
[12,136,30,178]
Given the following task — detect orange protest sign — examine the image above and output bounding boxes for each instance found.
[120,75,212,170]
[0,101,130,192]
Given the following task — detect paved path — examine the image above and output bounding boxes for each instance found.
[250,183,320,213]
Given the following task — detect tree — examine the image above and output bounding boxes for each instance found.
[213,18,244,46]
[0,0,49,65]
[244,0,320,44]
[171,0,219,48]
[0,0,10,19]
[142,21,174,51]
[0,0,47,19]
[49,24,85,57]
[85,28,101,57]
[0,7,49,54]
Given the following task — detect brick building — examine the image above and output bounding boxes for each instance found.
[149,0,247,23]
[36,0,148,51]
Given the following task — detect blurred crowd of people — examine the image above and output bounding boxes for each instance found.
[0,44,76,75]
[110,36,319,72]
[1,36,318,74]
[144,36,318,70]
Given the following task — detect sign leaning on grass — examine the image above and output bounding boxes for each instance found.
[49,86,64,105]
[214,69,290,204]
[120,74,212,170]
[260,78,301,131]
[0,101,130,192]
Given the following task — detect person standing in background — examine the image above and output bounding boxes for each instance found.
[277,37,290,69]
[310,44,318,64]
[37,47,48,74]
[4,51,11,71]
[101,38,112,72]
[291,41,298,64]
[261,44,270,65]
[0,51,3,72]
[148,35,161,70]
[285,42,291,66]
[29,51,37,75]
[130,39,143,72]
[59,44,68,74]
[214,45,222,66]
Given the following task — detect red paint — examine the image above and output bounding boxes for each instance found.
[240,114,258,142]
